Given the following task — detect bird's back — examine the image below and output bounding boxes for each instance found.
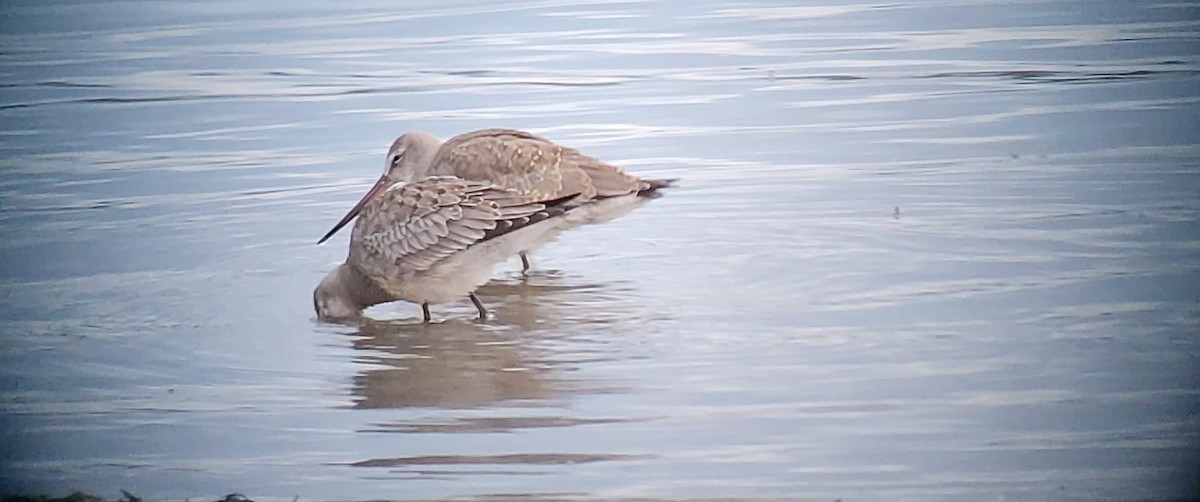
[431,128,651,205]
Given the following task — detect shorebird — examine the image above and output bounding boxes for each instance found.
[317,128,673,272]
[313,176,586,322]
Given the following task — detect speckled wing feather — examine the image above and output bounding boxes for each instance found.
[430,128,647,202]
[347,176,551,279]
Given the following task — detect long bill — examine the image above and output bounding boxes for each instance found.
[317,173,390,244]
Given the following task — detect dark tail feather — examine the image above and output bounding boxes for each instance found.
[638,178,677,199]
[537,192,583,208]
[481,192,583,243]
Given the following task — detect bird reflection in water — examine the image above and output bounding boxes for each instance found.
[345,270,649,410]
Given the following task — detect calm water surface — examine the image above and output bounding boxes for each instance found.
[1,1,1198,500]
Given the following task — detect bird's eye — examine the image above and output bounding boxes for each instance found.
[391,153,402,168]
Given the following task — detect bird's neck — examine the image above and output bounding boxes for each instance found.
[320,264,392,317]
[340,264,392,309]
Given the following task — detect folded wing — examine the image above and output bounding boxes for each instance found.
[348,176,569,280]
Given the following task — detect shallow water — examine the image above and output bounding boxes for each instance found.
[1,1,1198,500]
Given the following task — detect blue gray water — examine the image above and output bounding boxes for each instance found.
[1,1,1198,500]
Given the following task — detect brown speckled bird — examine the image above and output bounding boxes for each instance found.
[313,176,582,322]
[317,128,674,272]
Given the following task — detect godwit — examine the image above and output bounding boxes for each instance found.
[317,129,674,272]
[313,176,586,322]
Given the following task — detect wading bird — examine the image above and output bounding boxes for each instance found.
[317,128,673,273]
[313,176,583,322]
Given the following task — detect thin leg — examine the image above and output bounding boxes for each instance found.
[469,292,488,320]
[421,303,431,323]
[519,252,531,274]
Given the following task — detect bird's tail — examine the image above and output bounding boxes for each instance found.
[637,178,677,199]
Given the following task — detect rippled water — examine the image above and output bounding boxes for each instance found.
[2,1,1198,500]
